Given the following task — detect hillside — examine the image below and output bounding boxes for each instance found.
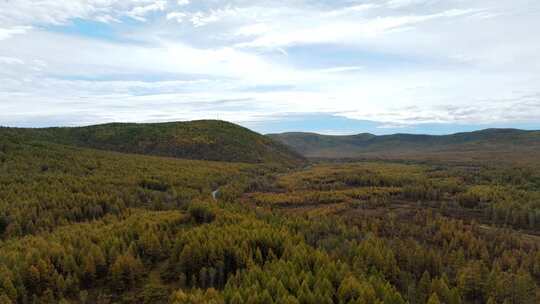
[1,124,540,303]
[0,135,252,239]
[268,128,540,163]
[0,120,305,167]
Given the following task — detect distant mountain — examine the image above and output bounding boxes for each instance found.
[0,120,306,166]
[268,129,540,162]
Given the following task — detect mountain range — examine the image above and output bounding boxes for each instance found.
[3,121,539,165]
[268,128,540,163]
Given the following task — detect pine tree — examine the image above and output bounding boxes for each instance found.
[338,276,361,303]
[417,271,432,304]
[81,255,96,286]
[259,290,273,304]
[26,265,41,293]
[458,262,486,302]
[427,293,441,304]
[298,279,316,304]
[229,291,243,304]
[109,253,144,290]
[281,295,300,304]
[0,275,17,302]
[139,231,162,261]
[513,270,536,304]
[0,294,12,304]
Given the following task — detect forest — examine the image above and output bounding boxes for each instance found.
[0,123,539,303]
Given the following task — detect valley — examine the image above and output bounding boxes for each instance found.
[269,129,540,166]
[0,121,539,303]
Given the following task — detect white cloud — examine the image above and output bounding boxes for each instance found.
[386,0,433,9]
[189,8,240,27]
[0,1,116,26]
[0,28,312,95]
[0,26,31,40]
[236,8,478,48]
[317,66,364,73]
[235,23,272,37]
[324,3,380,17]
[167,11,187,23]
[0,0,539,130]
[127,0,167,22]
[0,56,24,65]
[0,0,169,26]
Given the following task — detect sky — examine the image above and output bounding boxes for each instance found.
[1,0,539,135]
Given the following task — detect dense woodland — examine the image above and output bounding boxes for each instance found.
[0,120,305,166]
[268,129,540,163]
[1,123,540,303]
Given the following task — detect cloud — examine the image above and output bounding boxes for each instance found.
[167,12,187,23]
[0,26,31,40]
[0,0,169,26]
[317,66,364,73]
[0,56,24,65]
[127,1,167,22]
[188,7,244,27]
[235,23,272,37]
[324,3,381,17]
[0,1,117,26]
[0,0,539,132]
[236,8,479,48]
[386,0,433,9]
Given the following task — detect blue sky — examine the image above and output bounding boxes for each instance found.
[0,0,539,135]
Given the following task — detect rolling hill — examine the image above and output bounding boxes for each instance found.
[0,120,306,167]
[2,122,540,303]
[268,128,540,163]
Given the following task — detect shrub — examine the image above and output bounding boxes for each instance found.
[188,203,215,224]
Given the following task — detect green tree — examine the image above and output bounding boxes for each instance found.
[0,294,12,304]
[417,271,432,304]
[338,276,362,303]
[427,293,441,304]
[109,253,144,290]
[458,262,486,302]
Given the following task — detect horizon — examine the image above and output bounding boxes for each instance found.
[2,117,539,136]
[1,0,540,133]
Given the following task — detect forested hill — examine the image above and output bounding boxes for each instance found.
[0,120,306,166]
[268,128,540,162]
[1,123,540,303]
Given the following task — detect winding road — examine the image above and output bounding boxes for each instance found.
[212,189,220,201]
